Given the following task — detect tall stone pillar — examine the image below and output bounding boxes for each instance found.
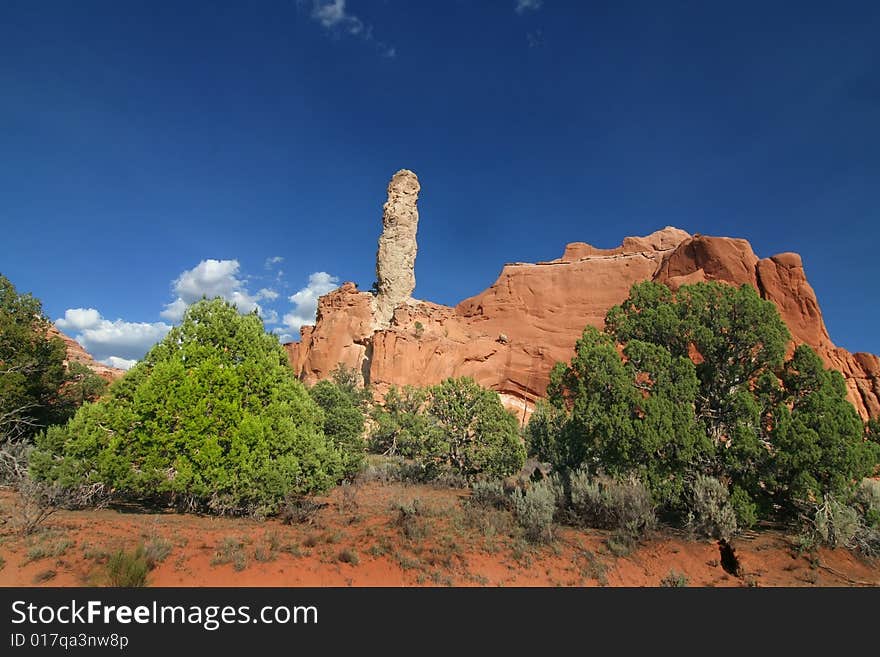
[374,169,420,327]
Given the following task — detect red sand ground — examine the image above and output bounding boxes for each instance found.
[1,482,877,587]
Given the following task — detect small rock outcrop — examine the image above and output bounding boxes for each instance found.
[374,169,420,327]
[47,325,124,382]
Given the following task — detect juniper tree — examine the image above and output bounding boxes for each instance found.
[31,298,343,515]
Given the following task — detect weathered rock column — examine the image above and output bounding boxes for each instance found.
[374,169,420,327]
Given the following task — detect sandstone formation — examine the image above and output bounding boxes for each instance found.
[286,177,879,422]
[373,169,420,328]
[48,325,125,382]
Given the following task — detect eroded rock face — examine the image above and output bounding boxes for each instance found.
[283,174,879,421]
[654,235,878,419]
[48,326,124,382]
[285,282,375,385]
[374,169,420,327]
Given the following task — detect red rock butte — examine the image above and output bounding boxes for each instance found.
[286,171,880,422]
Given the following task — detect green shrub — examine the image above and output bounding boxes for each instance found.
[368,385,436,458]
[30,299,343,516]
[329,364,373,409]
[569,470,656,538]
[370,378,525,480]
[512,480,557,543]
[0,274,68,444]
[771,346,876,511]
[309,379,366,477]
[687,475,738,541]
[532,281,880,529]
[729,486,758,529]
[106,547,149,587]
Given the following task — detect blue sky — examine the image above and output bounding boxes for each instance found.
[1,1,878,368]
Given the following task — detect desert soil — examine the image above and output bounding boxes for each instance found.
[1,482,877,587]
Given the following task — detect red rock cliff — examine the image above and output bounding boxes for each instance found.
[285,176,879,421]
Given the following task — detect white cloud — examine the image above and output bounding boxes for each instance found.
[264,256,284,269]
[515,0,543,13]
[262,309,279,325]
[312,0,363,34]
[257,288,279,301]
[273,329,296,344]
[161,259,262,321]
[282,272,340,333]
[160,298,189,322]
[308,1,395,57]
[56,308,171,363]
[54,307,102,332]
[100,356,138,370]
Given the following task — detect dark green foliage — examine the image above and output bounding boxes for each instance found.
[427,377,526,478]
[0,274,68,442]
[533,280,880,527]
[370,378,525,479]
[770,346,875,510]
[866,418,880,459]
[60,362,108,409]
[329,364,373,409]
[536,326,708,510]
[368,385,438,458]
[524,399,566,467]
[309,379,366,477]
[31,298,343,515]
[606,281,790,423]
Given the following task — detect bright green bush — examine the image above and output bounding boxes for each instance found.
[31,299,343,515]
[309,379,365,477]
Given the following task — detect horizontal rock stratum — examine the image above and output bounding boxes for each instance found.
[286,174,879,422]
